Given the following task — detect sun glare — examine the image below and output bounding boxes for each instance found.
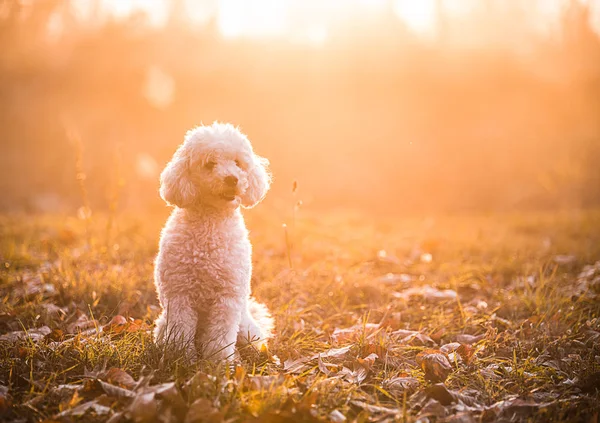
[90,0,600,42]
[393,0,437,35]
[218,0,287,38]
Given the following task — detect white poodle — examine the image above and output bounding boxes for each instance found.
[153,122,273,361]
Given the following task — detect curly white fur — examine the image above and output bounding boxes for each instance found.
[153,122,273,361]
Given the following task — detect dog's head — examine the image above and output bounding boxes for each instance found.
[159,122,271,210]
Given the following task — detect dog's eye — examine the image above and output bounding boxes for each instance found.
[235,159,243,168]
[204,160,216,171]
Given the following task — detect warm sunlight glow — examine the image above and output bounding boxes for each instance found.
[218,0,287,38]
[100,0,168,26]
[393,0,437,35]
[89,0,600,41]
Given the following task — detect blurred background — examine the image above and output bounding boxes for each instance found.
[1,0,599,215]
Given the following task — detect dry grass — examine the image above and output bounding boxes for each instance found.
[1,208,599,422]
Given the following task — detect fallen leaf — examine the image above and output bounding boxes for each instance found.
[440,342,461,354]
[184,371,217,398]
[67,314,98,333]
[357,353,378,370]
[319,345,353,358]
[317,355,336,375]
[485,398,555,420]
[127,392,157,423]
[59,389,82,412]
[102,368,136,389]
[84,379,135,399]
[426,383,479,407]
[456,344,475,364]
[103,316,151,335]
[383,377,420,396]
[331,324,379,343]
[351,400,399,415]
[335,366,369,384]
[392,329,435,346]
[283,357,314,375]
[578,371,600,393]
[416,350,452,382]
[455,334,485,344]
[56,400,112,418]
[445,411,477,423]
[0,326,51,342]
[0,385,11,413]
[248,375,285,390]
[185,398,222,423]
[329,409,346,422]
[418,398,447,418]
[284,345,355,374]
[16,272,57,299]
[104,315,127,331]
[45,328,65,342]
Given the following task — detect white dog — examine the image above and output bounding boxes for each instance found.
[153,122,273,361]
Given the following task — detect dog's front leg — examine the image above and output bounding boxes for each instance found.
[237,297,272,350]
[154,296,198,359]
[196,299,241,361]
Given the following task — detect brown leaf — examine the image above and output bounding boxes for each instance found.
[283,357,314,375]
[379,312,403,330]
[56,400,112,418]
[103,316,151,335]
[17,347,29,358]
[128,392,157,423]
[445,412,477,423]
[317,355,335,375]
[91,379,135,399]
[0,385,11,414]
[485,398,555,420]
[67,314,98,334]
[416,350,452,382]
[319,345,353,358]
[248,375,285,390]
[357,353,378,371]
[328,409,346,423]
[392,329,435,346]
[104,315,128,332]
[102,368,136,389]
[185,398,222,423]
[418,398,447,419]
[456,344,475,364]
[331,324,379,343]
[383,377,420,396]
[351,400,399,416]
[45,328,65,342]
[0,326,51,342]
[185,371,217,398]
[440,342,461,354]
[426,383,480,407]
[455,334,485,344]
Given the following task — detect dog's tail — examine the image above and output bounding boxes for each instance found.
[249,296,274,340]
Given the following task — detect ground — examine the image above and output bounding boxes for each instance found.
[0,208,599,422]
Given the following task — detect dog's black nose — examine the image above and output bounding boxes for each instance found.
[224,175,238,186]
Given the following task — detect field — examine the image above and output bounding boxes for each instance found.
[1,208,600,422]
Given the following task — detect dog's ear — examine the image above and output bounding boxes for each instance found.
[159,143,197,208]
[241,155,271,208]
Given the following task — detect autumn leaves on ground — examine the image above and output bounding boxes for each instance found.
[1,209,600,422]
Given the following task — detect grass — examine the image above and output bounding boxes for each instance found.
[0,207,599,422]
